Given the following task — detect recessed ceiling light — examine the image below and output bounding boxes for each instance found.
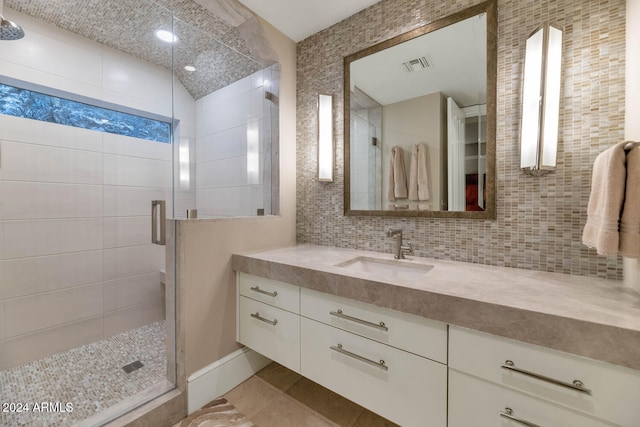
[155,29,178,43]
[184,65,196,72]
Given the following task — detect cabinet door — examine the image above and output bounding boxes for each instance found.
[450,326,640,426]
[449,370,614,427]
[238,273,300,313]
[300,288,447,363]
[238,296,300,372]
[301,317,446,427]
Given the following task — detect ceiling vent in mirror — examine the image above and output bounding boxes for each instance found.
[402,57,431,72]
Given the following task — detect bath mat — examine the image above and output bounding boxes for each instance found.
[180,398,255,427]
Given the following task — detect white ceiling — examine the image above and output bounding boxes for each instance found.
[237,0,382,42]
[350,13,487,107]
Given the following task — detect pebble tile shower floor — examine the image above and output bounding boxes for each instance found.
[0,321,168,427]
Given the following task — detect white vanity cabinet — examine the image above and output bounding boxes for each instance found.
[236,272,640,427]
[300,288,447,363]
[238,273,300,313]
[449,326,640,427]
[237,273,301,372]
[449,370,615,427]
[300,289,447,427]
[236,274,447,427]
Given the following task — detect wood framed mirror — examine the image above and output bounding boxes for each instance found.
[344,1,496,218]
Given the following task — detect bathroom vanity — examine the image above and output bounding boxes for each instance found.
[233,245,640,427]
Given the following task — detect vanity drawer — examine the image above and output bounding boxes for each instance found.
[301,317,447,427]
[449,326,640,426]
[238,296,300,373]
[449,369,612,427]
[300,288,447,363]
[238,272,299,314]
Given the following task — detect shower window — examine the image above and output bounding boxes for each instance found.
[0,79,171,143]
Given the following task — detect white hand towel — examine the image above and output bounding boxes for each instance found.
[409,145,419,201]
[582,141,627,256]
[409,143,430,201]
[388,146,408,201]
[620,146,640,258]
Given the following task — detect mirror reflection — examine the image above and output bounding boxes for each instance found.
[345,3,495,217]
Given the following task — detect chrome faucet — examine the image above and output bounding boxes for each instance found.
[386,228,414,259]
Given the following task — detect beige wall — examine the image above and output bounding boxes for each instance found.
[381,93,444,211]
[177,19,297,377]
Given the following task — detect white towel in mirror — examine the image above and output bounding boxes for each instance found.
[409,143,430,201]
[388,146,408,200]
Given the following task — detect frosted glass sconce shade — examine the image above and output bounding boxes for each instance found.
[520,25,562,175]
[318,93,334,182]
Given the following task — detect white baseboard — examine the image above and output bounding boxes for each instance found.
[187,347,271,414]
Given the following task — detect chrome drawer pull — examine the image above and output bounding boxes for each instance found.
[499,408,541,427]
[250,312,278,326]
[250,286,278,297]
[329,309,388,331]
[330,343,388,371]
[500,360,592,395]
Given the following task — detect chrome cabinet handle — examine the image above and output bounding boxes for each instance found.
[151,200,166,245]
[329,309,388,331]
[330,343,388,371]
[250,312,277,326]
[500,360,592,395]
[250,286,278,297]
[499,408,541,427]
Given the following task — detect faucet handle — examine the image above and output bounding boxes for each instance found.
[386,228,402,237]
[401,241,415,256]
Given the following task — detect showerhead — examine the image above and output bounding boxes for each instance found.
[0,0,24,41]
[0,15,24,40]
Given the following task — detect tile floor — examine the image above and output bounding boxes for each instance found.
[0,321,170,427]
[175,362,398,427]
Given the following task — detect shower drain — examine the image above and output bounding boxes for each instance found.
[122,360,144,374]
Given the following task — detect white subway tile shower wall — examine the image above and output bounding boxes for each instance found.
[296,0,625,279]
[0,10,195,369]
[195,70,268,217]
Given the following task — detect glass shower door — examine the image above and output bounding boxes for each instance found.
[0,1,177,425]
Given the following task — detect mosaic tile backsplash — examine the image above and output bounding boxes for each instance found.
[296,0,625,279]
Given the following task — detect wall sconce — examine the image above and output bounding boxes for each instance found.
[520,24,563,175]
[318,93,334,182]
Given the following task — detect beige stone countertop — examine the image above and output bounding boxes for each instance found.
[232,244,640,371]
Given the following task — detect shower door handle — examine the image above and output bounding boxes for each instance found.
[151,200,166,245]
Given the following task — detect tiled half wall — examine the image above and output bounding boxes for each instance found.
[296,0,625,279]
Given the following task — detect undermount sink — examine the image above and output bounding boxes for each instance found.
[336,256,433,280]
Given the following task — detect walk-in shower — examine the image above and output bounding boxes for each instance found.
[0,0,279,425]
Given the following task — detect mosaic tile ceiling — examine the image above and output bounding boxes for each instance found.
[6,0,270,99]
